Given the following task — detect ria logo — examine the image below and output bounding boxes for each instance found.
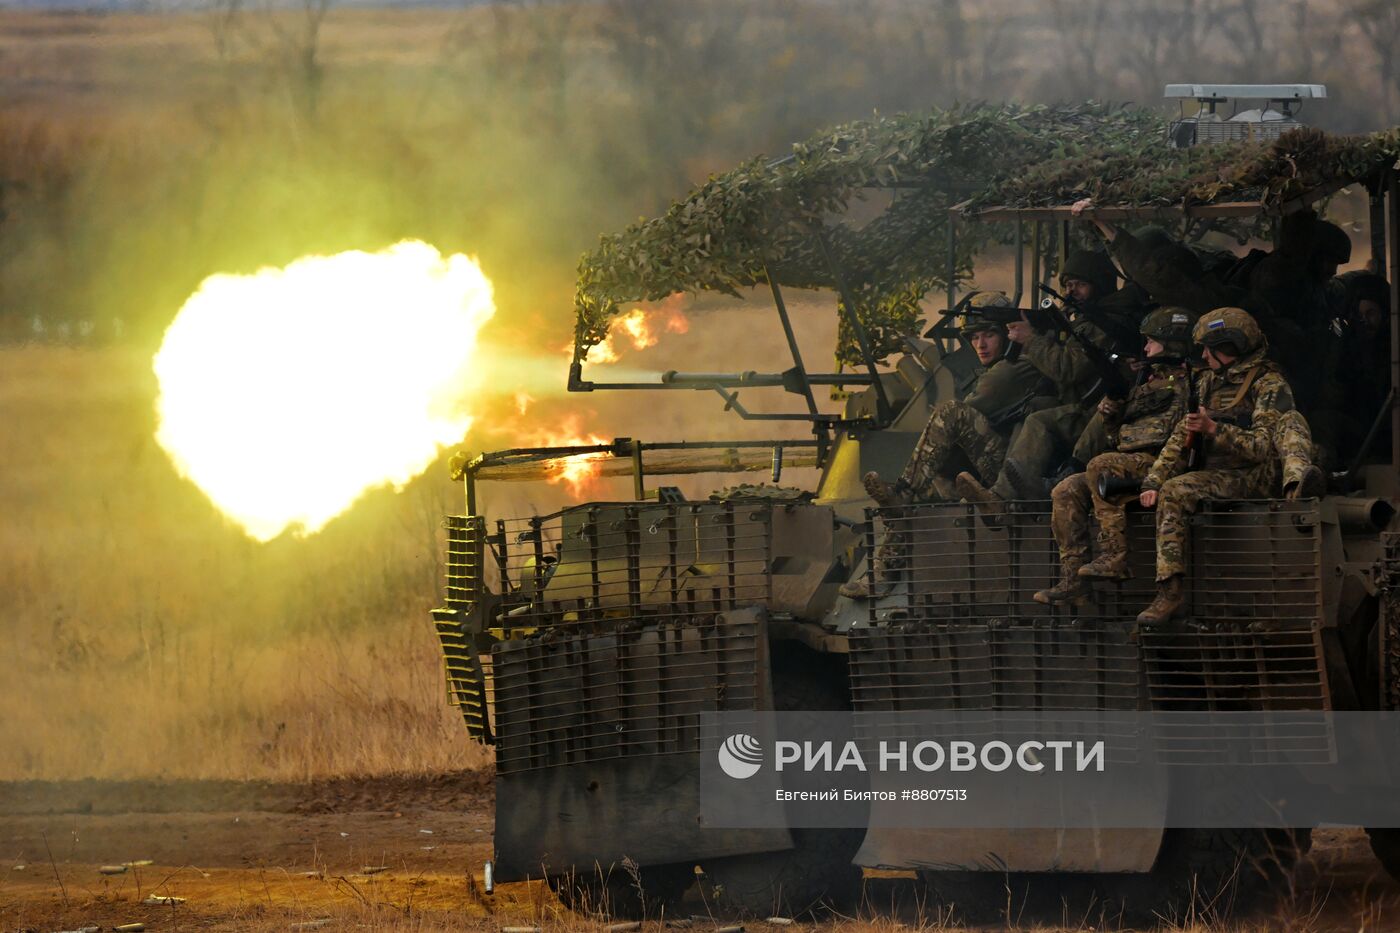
[718,733,764,779]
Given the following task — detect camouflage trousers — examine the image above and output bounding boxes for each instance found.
[1155,466,1271,581]
[990,403,1088,500]
[1072,412,1113,465]
[1273,409,1315,490]
[1049,451,1156,574]
[866,401,1010,584]
[899,399,1009,502]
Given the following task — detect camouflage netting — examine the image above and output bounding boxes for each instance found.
[576,102,1400,367]
[977,124,1400,210]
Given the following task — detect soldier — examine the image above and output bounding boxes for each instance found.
[1033,308,1196,604]
[956,249,1141,512]
[1317,272,1393,460]
[840,291,1056,599]
[1136,307,1313,626]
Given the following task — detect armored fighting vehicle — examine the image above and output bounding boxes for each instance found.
[431,99,1400,921]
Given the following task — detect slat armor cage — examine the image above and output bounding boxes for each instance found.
[492,614,764,775]
[435,499,776,743]
[486,499,774,629]
[853,500,1328,716]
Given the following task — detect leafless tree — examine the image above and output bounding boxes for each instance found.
[965,5,1021,98]
[1112,0,1221,103]
[1216,0,1270,78]
[208,0,244,63]
[1345,0,1400,125]
[1044,0,1113,100]
[264,0,332,122]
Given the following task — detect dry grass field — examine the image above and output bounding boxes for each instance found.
[0,344,491,779]
[5,4,1400,928]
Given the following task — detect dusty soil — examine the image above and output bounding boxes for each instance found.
[2,775,1399,932]
[0,773,508,932]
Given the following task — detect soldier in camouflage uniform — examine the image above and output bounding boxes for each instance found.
[956,249,1143,512]
[839,292,1057,599]
[862,292,1058,505]
[1136,307,1313,625]
[1033,308,1196,604]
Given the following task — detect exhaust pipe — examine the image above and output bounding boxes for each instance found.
[1334,497,1396,534]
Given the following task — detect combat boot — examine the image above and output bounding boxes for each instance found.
[955,471,1005,518]
[862,471,910,508]
[1136,575,1184,626]
[1033,566,1087,604]
[1078,552,1130,581]
[1284,464,1326,500]
[838,578,884,600]
[838,556,898,600]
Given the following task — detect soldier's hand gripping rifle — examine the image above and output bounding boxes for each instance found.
[1035,284,1132,401]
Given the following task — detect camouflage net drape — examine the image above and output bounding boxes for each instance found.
[575,103,1400,367]
[976,124,1400,210]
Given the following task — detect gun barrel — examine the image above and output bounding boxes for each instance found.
[661,371,782,386]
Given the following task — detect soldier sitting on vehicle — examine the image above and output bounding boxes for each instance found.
[839,291,1057,600]
[1033,307,1196,605]
[1135,307,1316,626]
[1316,271,1393,462]
[955,249,1143,513]
[1083,209,1339,419]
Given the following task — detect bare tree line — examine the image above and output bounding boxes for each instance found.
[5,0,1400,341]
[200,0,1400,143]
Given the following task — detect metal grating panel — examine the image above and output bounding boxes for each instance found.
[434,515,493,742]
[445,514,484,611]
[864,500,1322,628]
[849,623,1332,762]
[1169,117,1302,148]
[848,621,1143,712]
[852,499,1328,719]
[1140,628,1329,712]
[492,616,762,774]
[1376,532,1400,710]
[488,500,773,630]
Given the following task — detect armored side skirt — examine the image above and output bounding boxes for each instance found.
[490,607,790,881]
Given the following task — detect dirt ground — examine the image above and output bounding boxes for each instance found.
[2,775,1399,932]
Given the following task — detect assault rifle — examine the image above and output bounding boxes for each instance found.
[960,300,1054,364]
[1183,369,1205,470]
[1036,284,1133,401]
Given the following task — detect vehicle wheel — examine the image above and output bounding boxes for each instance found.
[703,827,864,918]
[918,829,1311,926]
[916,870,1031,925]
[1093,828,1310,924]
[703,645,864,917]
[1367,827,1400,880]
[548,860,694,919]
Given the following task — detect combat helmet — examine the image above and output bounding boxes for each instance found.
[1194,306,1265,358]
[1140,306,1197,357]
[958,290,1014,336]
[1060,249,1119,299]
[1314,220,1353,267]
